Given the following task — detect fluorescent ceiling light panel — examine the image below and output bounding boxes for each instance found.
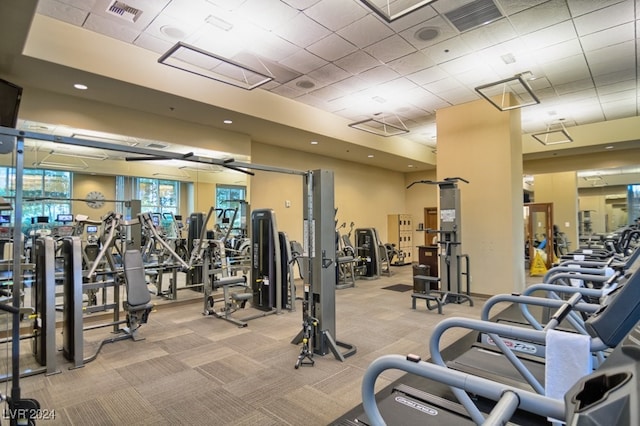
[349,117,409,137]
[158,42,274,90]
[475,74,540,111]
[531,128,573,146]
[359,0,437,23]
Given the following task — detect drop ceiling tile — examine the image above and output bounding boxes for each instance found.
[566,0,626,17]
[422,36,472,64]
[304,0,368,32]
[357,66,400,84]
[331,75,372,93]
[376,78,419,97]
[307,33,358,61]
[309,84,348,101]
[573,1,634,36]
[402,86,449,110]
[509,0,571,36]
[41,0,97,10]
[601,98,637,120]
[334,51,381,75]
[406,66,448,85]
[308,63,350,85]
[337,14,394,48]
[454,65,501,87]
[439,53,485,75]
[88,0,170,30]
[530,39,583,65]
[581,23,635,51]
[279,50,327,74]
[238,0,299,30]
[247,30,299,61]
[36,0,89,26]
[594,68,637,86]
[282,0,321,10]
[271,10,331,48]
[134,32,175,54]
[163,0,223,22]
[364,35,417,63]
[399,16,457,50]
[83,13,140,43]
[554,79,596,96]
[387,51,435,75]
[423,76,460,93]
[459,18,517,51]
[540,55,591,85]
[495,0,548,15]
[270,84,305,98]
[585,40,635,76]
[519,21,577,51]
[599,88,636,103]
[143,13,198,45]
[295,93,331,109]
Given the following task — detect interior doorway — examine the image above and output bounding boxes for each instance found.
[423,207,438,245]
[524,202,554,270]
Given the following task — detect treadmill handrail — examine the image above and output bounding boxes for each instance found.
[361,354,565,426]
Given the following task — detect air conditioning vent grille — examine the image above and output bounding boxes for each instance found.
[444,0,503,32]
[106,1,143,23]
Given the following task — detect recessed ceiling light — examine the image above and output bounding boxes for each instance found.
[160,25,186,39]
[605,146,614,150]
[408,164,414,168]
[310,141,318,145]
[367,154,374,158]
[223,119,233,124]
[74,83,88,90]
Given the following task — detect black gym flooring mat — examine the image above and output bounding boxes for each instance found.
[382,284,413,292]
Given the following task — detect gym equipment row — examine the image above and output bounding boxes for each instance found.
[353,244,640,425]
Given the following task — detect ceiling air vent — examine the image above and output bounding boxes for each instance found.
[444,0,503,32]
[145,142,168,149]
[106,1,143,23]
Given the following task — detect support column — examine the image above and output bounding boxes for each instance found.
[436,98,524,295]
[533,172,579,254]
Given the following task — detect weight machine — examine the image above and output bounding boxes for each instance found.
[408,177,473,309]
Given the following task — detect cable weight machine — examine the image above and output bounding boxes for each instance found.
[408,177,473,308]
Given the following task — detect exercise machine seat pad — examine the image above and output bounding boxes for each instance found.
[123,250,152,310]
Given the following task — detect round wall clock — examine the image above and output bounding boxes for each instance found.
[86,191,106,209]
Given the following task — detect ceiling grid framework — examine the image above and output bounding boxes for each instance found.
[27,0,640,150]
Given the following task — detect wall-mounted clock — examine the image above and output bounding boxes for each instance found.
[86,191,106,209]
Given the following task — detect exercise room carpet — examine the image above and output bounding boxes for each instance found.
[12,266,495,425]
[381,283,413,292]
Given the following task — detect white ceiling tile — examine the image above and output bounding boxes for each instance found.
[599,88,636,104]
[573,1,634,36]
[519,21,577,51]
[406,66,448,85]
[594,68,637,86]
[495,0,548,15]
[530,39,584,65]
[601,98,637,120]
[585,40,635,76]
[308,63,350,85]
[364,35,417,63]
[248,30,301,61]
[509,0,571,36]
[422,36,472,64]
[309,84,348,101]
[337,14,394,48]
[36,0,90,26]
[540,55,591,85]
[357,66,400,84]
[271,10,331,48]
[566,0,628,17]
[331,75,371,93]
[307,33,357,61]
[424,77,460,93]
[163,0,223,23]
[459,18,518,51]
[387,51,435,75]
[270,84,305,98]
[553,79,595,96]
[88,0,170,30]
[40,0,97,10]
[304,0,369,31]
[295,93,331,109]
[334,51,381,75]
[439,53,485,75]
[454,65,501,87]
[279,50,327,74]
[83,14,140,43]
[281,0,321,10]
[580,22,635,52]
[143,13,199,45]
[133,32,175,54]
[238,0,299,30]
[437,87,477,104]
[402,86,449,111]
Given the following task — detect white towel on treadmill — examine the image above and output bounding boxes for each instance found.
[545,329,592,401]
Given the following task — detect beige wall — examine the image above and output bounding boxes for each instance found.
[72,174,116,219]
[437,99,524,296]
[250,142,406,245]
[533,172,579,252]
[405,170,438,259]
